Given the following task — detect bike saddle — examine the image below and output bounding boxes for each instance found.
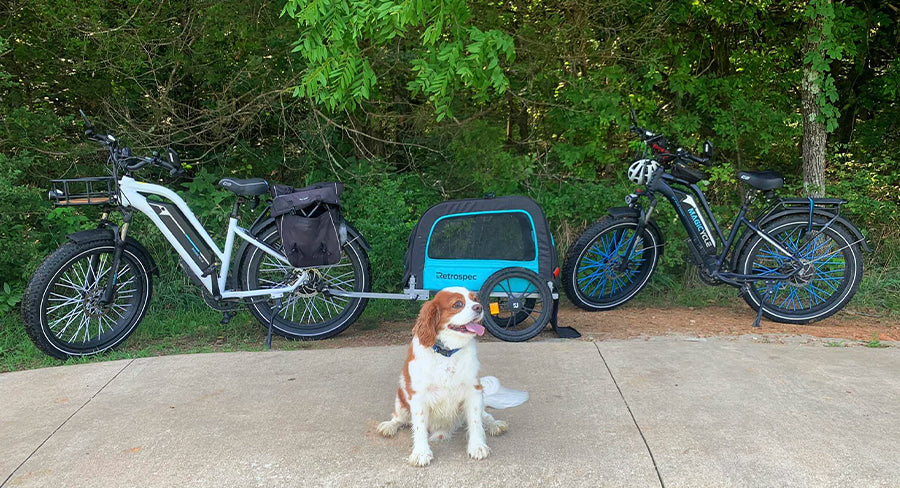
[218,178,269,196]
[736,170,783,191]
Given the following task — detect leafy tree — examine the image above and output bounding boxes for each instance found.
[0,0,897,320]
[281,0,515,120]
[802,0,842,197]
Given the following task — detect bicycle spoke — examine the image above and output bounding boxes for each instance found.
[49,305,83,329]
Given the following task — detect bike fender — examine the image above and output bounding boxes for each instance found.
[607,206,639,219]
[606,207,666,255]
[344,222,372,251]
[66,229,160,275]
[729,208,870,271]
[66,228,114,244]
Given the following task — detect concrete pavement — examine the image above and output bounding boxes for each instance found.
[1,337,898,487]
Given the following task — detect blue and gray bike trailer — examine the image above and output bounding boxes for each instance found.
[400,195,578,341]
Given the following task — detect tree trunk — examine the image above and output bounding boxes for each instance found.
[800,4,828,198]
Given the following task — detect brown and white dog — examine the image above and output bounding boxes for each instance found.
[377,287,508,466]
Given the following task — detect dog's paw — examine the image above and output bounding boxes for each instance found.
[486,419,508,436]
[429,430,452,442]
[467,443,490,460]
[376,420,400,437]
[408,449,434,467]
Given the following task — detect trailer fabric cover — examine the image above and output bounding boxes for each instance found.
[403,195,557,288]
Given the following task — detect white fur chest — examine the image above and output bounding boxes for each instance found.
[409,340,480,422]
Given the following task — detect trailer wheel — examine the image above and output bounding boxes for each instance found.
[478,267,552,342]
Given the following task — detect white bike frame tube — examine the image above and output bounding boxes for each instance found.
[118,176,296,299]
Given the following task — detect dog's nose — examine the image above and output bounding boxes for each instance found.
[472,303,482,313]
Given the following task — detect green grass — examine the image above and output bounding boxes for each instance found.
[865,333,889,349]
[2,263,897,373]
[825,341,845,347]
[0,290,426,373]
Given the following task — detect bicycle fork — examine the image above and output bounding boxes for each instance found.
[98,211,132,306]
[617,197,657,273]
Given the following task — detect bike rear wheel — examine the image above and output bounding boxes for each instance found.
[562,216,661,311]
[239,225,371,340]
[22,240,153,359]
[737,215,863,324]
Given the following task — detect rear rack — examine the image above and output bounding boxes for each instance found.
[49,177,116,206]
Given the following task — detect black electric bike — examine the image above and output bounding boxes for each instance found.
[562,113,868,325]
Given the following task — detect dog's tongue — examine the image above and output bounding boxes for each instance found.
[465,322,485,336]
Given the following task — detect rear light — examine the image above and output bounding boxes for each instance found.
[553,267,560,279]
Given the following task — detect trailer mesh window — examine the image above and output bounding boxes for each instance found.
[427,212,535,261]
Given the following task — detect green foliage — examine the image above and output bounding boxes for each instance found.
[803,0,843,133]
[0,0,897,348]
[282,0,515,119]
[865,333,888,349]
[342,168,441,291]
[0,283,23,315]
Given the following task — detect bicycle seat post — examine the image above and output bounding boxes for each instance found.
[231,197,244,220]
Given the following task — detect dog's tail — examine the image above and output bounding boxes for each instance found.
[480,376,528,409]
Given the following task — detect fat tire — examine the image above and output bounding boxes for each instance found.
[239,224,371,340]
[562,216,661,311]
[22,240,153,359]
[737,215,863,324]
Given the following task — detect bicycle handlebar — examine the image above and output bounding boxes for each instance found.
[630,121,712,167]
[119,153,183,175]
[683,152,712,167]
[79,112,184,176]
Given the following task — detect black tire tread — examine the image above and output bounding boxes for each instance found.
[737,215,863,324]
[562,216,660,311]
[22,240,153,359]
[238,224,372,340]
[478,267,552,342]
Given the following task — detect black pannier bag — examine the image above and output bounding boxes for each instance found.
[270,182,344,268]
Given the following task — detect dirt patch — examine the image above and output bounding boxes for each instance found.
[291,302,898,349]
[557,303,898,342]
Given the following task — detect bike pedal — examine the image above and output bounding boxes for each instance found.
[220,311,235,325]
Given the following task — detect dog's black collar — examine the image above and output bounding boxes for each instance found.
[432,341,460,357]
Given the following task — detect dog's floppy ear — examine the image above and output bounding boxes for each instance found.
[413,299,441,347]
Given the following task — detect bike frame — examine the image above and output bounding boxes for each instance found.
[639,171,803,286]
[117,175,300,300]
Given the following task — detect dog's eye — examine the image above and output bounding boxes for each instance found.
[453,301,463,308]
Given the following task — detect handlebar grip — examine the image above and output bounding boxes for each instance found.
[685,153,713,166]
[124,160,148,171]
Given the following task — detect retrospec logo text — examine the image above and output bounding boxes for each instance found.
[436,272,477,281]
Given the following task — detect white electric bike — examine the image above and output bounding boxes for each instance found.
[22,113,372,358]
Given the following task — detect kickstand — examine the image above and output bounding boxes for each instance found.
[752,281,776,329]
[266,295,283,350]
[550,296,581,338]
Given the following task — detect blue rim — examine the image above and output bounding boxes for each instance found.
[576,228,648,300]
[751,226,846,312]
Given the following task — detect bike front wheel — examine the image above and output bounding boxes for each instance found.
[737,215,863,324]
[239,225,371,340]
[562,216,662,311]
[22,239,154,359]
